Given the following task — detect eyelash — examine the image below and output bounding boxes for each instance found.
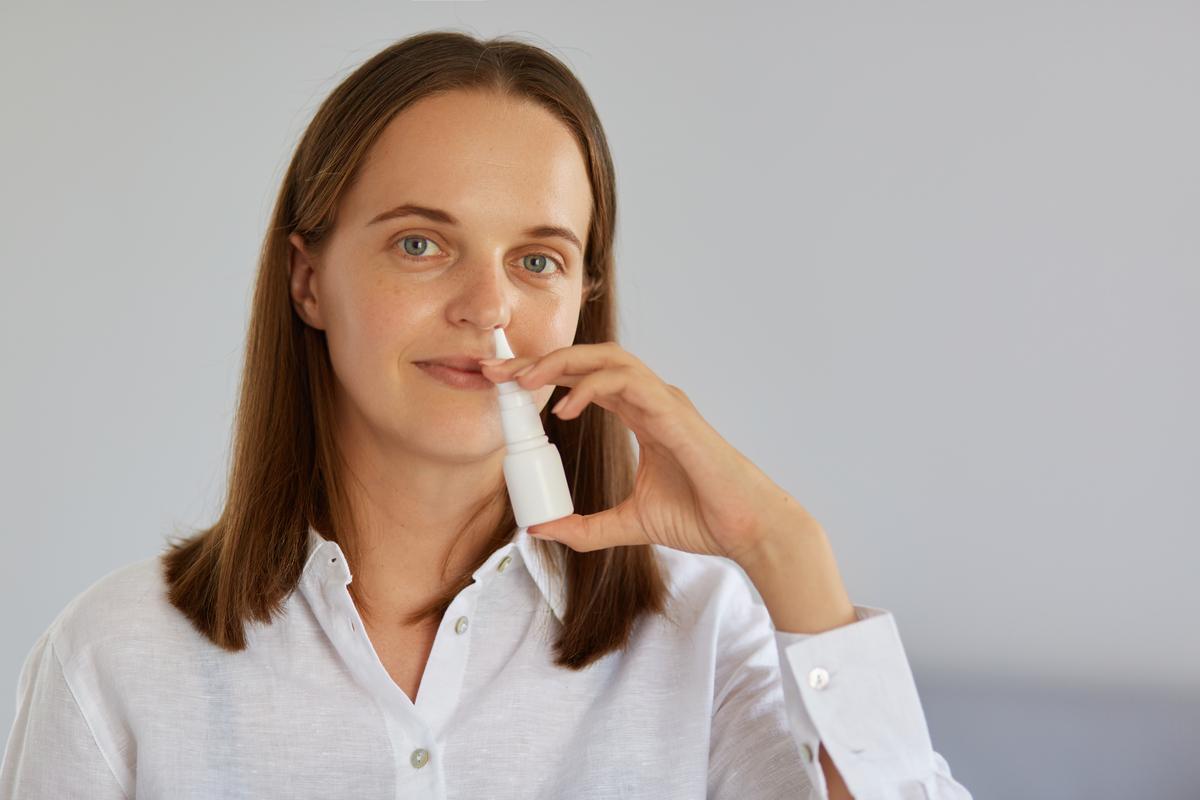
[392,234,565,278]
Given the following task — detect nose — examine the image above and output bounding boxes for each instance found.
[445,256,515,332]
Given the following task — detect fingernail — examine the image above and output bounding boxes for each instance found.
[479,358,506,366]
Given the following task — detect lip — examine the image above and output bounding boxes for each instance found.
[418,355,489,372]
[414,361,495,391]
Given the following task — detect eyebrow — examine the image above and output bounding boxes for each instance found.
[367,203,584,253]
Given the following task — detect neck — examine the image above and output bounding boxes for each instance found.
[334,434,510,631]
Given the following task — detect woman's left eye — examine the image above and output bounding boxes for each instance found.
[518,252,562,277]
[394,235,563,277]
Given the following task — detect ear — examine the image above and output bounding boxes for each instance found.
[288,233,326,330]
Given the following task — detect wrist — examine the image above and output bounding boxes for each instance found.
[735,499,824,572]
[736,510,857,635]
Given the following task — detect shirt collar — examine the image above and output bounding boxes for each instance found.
[302,523,567,622]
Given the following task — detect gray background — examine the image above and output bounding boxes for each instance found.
[2,1,1197,797]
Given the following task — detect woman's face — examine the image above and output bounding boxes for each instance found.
[288,88,594,461]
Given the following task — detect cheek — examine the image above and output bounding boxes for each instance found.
[327,277,413,372]
[542,304,583,404]
[539,293,584,344]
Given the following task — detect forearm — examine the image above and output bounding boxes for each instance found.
[736,504,857,635]
[735,504,858,799]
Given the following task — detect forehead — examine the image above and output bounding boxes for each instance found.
[342,90,593,240]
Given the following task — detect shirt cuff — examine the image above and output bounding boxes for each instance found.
[774,605,941,800]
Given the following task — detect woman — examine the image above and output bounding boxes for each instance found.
[1,31,972,799]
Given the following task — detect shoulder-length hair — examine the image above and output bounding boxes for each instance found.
[161,30,669,670]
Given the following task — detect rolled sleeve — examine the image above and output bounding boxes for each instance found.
[775,605,973,799]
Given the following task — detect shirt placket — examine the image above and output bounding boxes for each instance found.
[310,540,520,799]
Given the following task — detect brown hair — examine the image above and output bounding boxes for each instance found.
[161,30,669,670]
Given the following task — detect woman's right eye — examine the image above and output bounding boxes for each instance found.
[395,235,444,259]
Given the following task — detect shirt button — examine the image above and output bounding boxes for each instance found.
[808,667,830,690]
[454,616,469,634]
[497,555,512,573]
[800,743,814,763]
[410,748,430,769]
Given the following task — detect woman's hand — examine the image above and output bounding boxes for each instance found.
[479,342,818,564]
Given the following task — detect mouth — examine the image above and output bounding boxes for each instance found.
[414,361,494,390]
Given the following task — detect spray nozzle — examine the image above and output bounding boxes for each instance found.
[492,326,516,360]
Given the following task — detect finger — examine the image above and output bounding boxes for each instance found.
[479,356,534,375]
[479,357,546,384]
[528,506,646,552]
[480,362,586,391]
[550,365,662,420]
[506,342,639,391]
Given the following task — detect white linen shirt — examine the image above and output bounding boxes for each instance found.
[2,525,971,799]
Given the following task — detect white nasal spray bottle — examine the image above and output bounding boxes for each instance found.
[492,327,575,529]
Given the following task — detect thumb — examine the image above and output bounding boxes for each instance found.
[527,503,644,552]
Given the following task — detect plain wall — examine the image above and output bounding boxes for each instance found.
[2,1,1197,797]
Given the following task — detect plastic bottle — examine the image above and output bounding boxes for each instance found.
[491,326,575,528]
